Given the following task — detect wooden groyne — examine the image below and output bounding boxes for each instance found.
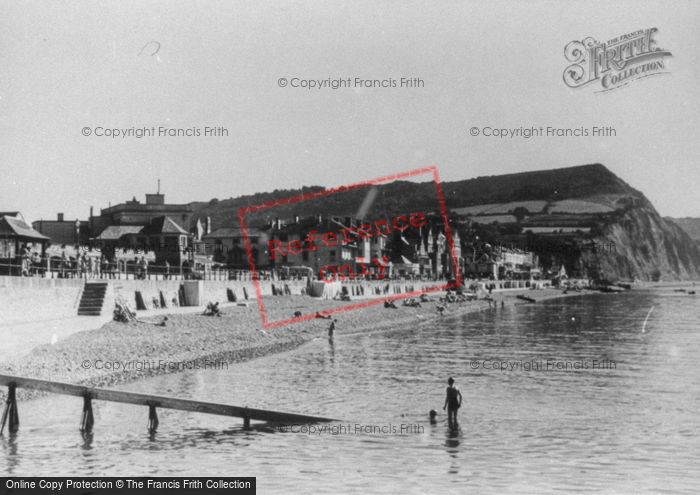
[0,374,335,435]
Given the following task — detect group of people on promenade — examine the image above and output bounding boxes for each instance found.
[17,245,45,277]
[55,252,152,280]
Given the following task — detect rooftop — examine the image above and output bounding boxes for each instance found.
[94,225,144,240]
[95,216,189,240]
[0,215,50,241]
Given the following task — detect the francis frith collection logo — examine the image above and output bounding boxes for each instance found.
[563,28,672,92]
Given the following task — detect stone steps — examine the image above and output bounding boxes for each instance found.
[77,283,108,316]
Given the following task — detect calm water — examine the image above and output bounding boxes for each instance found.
[2,290,699,494]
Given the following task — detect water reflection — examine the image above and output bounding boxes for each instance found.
[80,432,94,450]
[1,433,20,476]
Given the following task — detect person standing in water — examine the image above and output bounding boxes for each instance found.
[443,377,462,428]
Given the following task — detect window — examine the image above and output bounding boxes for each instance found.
[0,239,14,258]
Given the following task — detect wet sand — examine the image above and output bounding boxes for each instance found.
[0,288,588,399]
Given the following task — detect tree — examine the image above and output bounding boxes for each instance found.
[512,206,529,222]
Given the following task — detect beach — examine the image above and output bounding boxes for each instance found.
[0,287,586,399]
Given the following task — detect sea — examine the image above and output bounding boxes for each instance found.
[2,288,699,494]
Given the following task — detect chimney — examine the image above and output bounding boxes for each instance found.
[206,216,211,235]
[275,217,281,230]
[57,213,64,222]
[89,206,94,218]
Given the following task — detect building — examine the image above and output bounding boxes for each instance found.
[90,192,196,237]
[32,213,90,246]
[0,213,50,275]
[88,191,197,268]
[464,244,539,280]
[401,226,462,279]
[266,217,362,278]
[203,227,268,269]
[94,216,191,266]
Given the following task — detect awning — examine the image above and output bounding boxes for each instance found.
[0,215,49,241]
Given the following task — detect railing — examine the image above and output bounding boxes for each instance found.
[0,261,259,282]
[0,260,466,284]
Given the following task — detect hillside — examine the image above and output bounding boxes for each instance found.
[191,163,700,281]
[666,217,700,242]
[193,164,638,227]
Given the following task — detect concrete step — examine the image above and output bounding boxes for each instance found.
[77,282,108,317]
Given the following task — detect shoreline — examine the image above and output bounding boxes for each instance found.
[1,288,594,401]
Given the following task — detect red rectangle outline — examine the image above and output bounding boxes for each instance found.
[238,165,462,329]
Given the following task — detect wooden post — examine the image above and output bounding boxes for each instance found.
[0,383,19,434]
[147,404,159,433]
[243,407,250,429]
[79,395,94,433]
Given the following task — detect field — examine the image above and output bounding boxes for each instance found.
[549,199,615,214]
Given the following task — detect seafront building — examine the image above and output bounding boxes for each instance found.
[203,227,268,270]
[88,192,200,268]
[6,194,556,283]
[0,212,49,275]
[32,213,90,246]
[89,192,196,235]
[463,244,541,280]
[264,216,373,278]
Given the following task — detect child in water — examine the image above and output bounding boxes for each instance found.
[429,409,438,424]
[443,377,462,428]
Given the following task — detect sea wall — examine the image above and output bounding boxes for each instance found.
[0,277,84,326]
[0,275,547,326]
[110,279,309,310]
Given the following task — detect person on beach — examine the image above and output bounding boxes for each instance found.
[443,377,462,428]
[328,319,336,338]
[60,249,68,278]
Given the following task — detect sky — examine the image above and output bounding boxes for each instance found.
[1,0,699,223]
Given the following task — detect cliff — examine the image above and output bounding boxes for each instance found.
[666,217,700,242]
[585,205,700,281]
